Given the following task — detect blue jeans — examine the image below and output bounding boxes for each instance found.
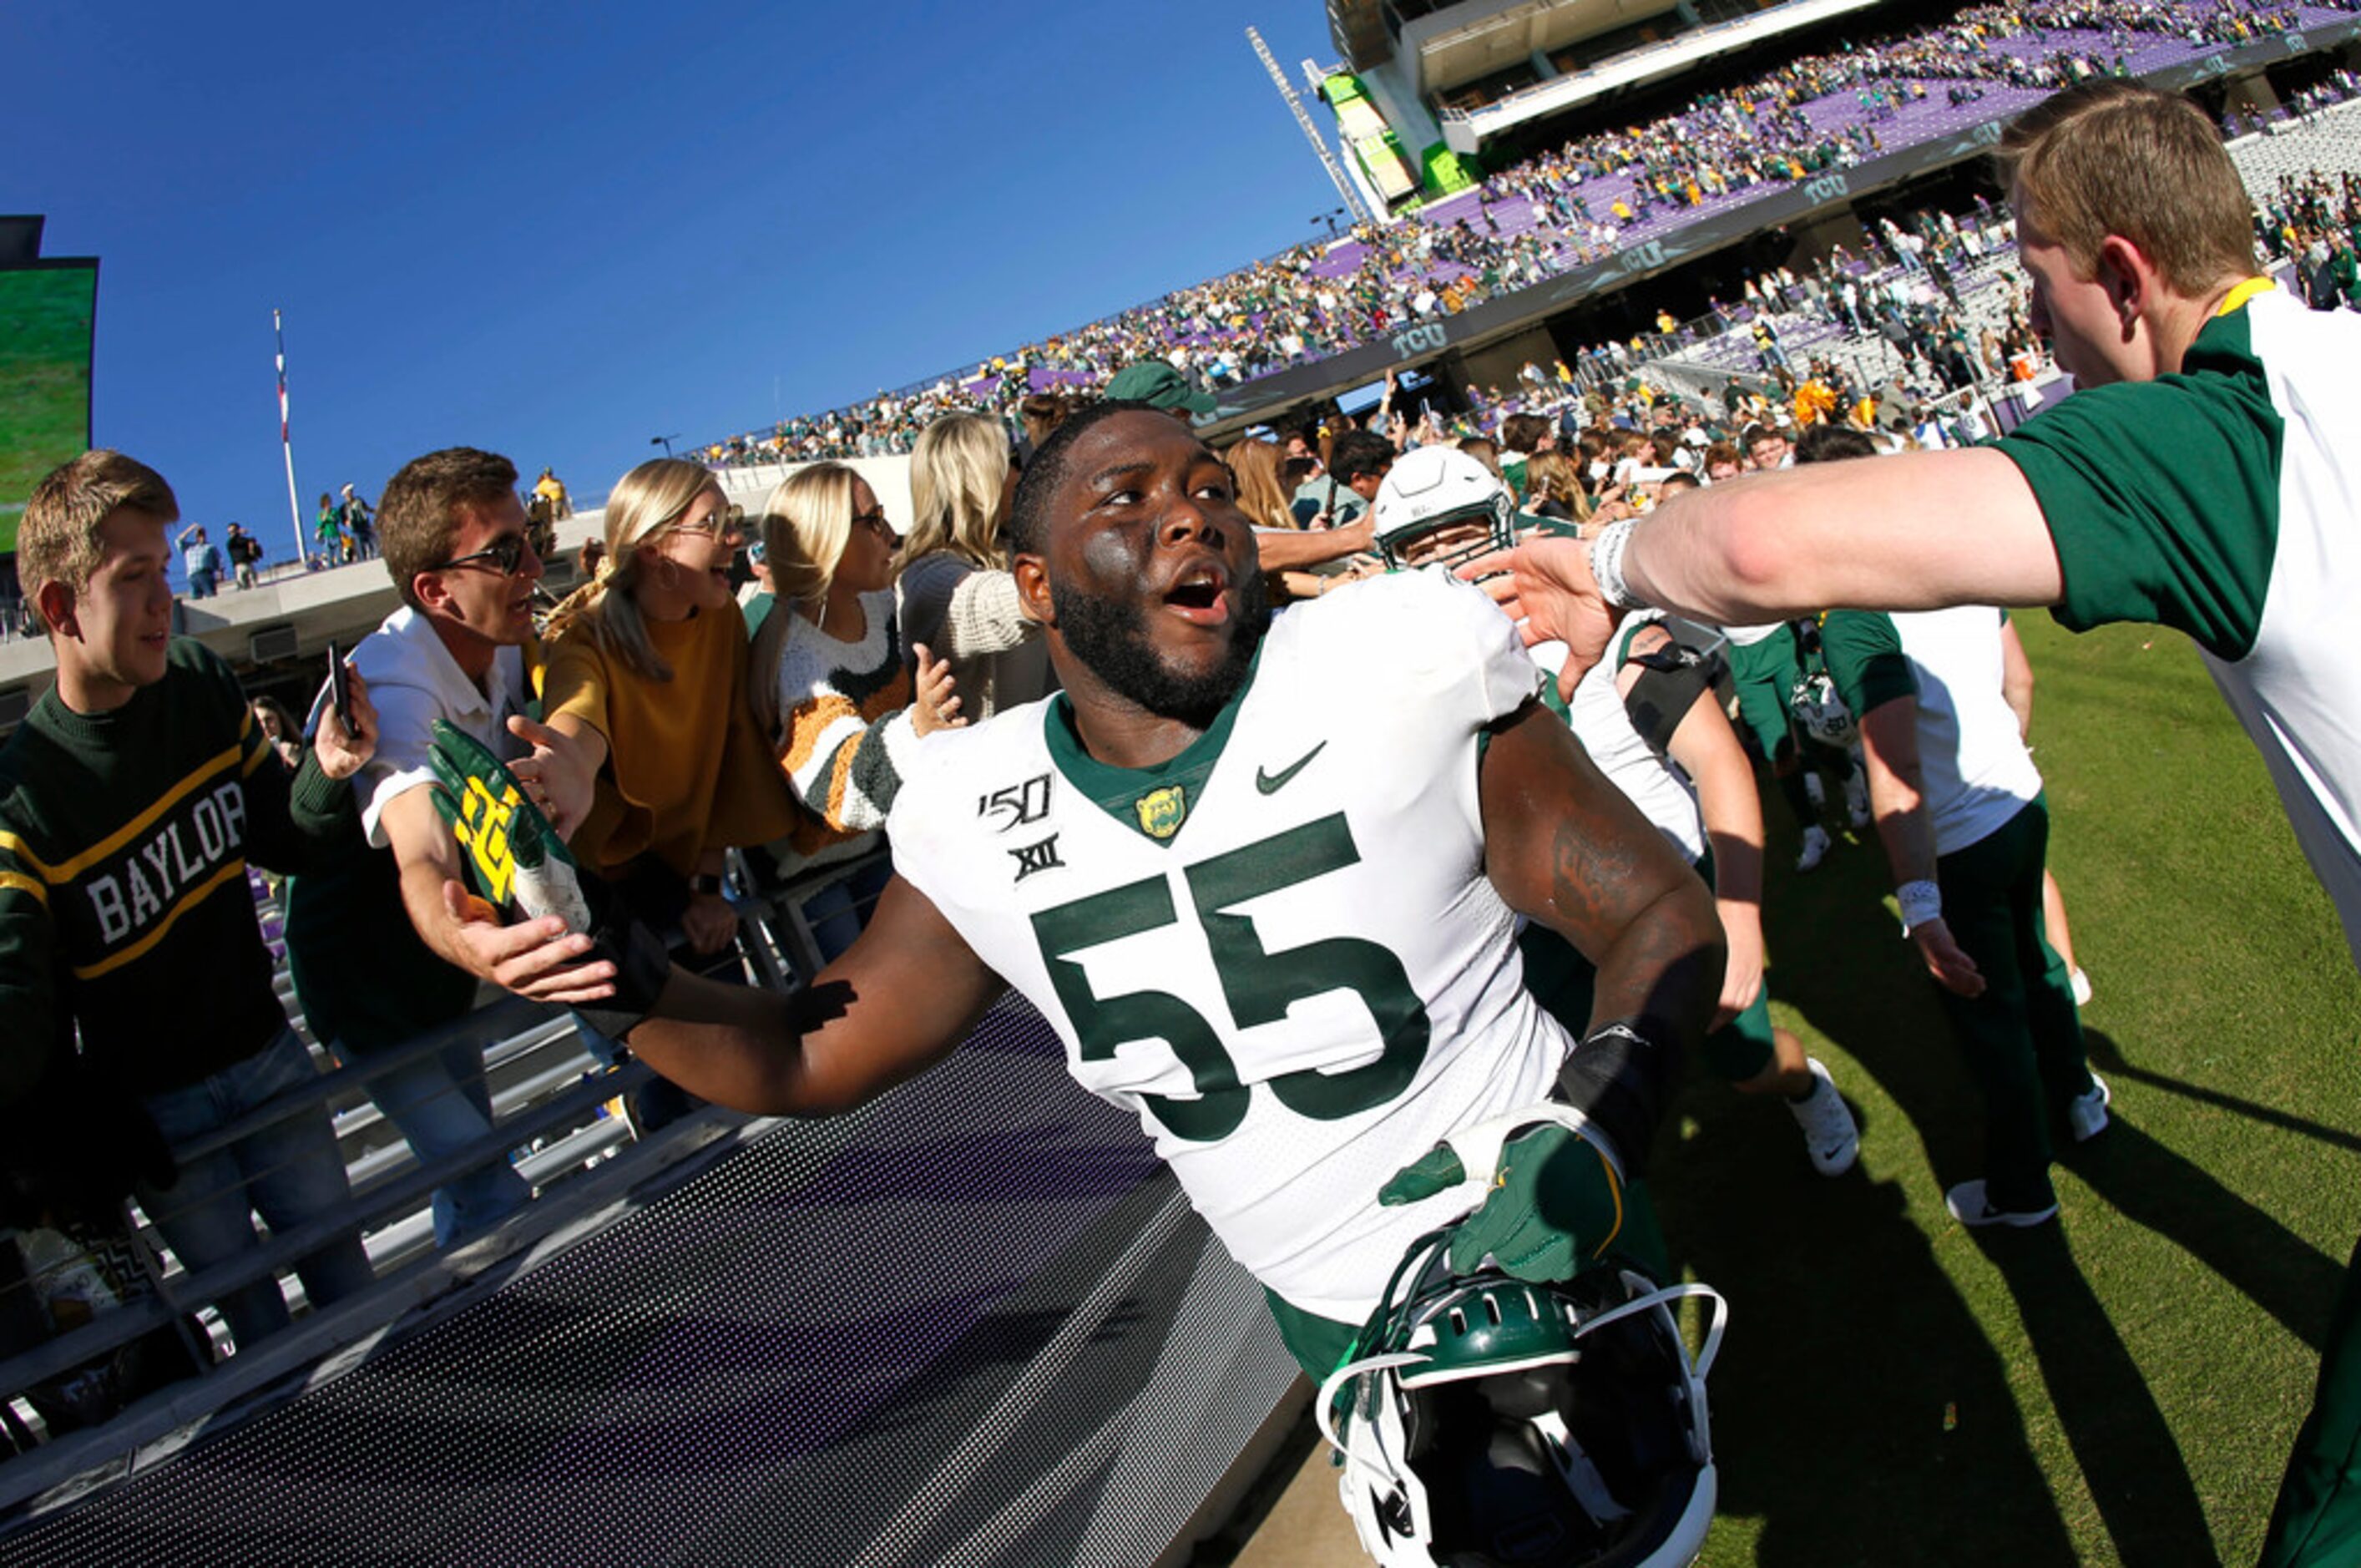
[334,1036,530,1249]
[134,1030,376,1352]
[804,857,892,964]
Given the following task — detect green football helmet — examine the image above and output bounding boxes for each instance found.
[1322,1114,1727,1566]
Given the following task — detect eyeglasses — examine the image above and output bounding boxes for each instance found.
[431,533,534,575]
[670,502,742,541]
[852,509,897,539]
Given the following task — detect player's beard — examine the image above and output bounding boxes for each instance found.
[1053,568,1272,730]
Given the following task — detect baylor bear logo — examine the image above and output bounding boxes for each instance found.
[1135,786,1188,841]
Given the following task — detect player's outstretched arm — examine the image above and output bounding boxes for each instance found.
[1478,700,1724,1161]
[1465,450,2066,666]
[619,873,1007,1116]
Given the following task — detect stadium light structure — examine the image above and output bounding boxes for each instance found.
[1247,26,1375,229]
[651,433,680,457]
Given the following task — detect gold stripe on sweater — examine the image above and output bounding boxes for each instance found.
[26,742,245,883]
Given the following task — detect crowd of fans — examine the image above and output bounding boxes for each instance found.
[2258,165,2361,304]
[690,0,2358,468]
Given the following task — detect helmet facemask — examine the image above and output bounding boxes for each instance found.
[1321,1233,1727,1567]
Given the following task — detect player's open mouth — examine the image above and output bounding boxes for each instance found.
[1160,565,1230,627]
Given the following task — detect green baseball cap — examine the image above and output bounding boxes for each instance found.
[1104,361,1217,417]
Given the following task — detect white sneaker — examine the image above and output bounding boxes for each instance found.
[2070,967,2094,1007]
[2068,1074,2111,1142]
[1843,771,1872,828]
[1787,1059,1860,1176]
[1795,825,1833,873]
[1944,1179,2058,1228]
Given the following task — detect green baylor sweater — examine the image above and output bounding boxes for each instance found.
[0,639,354,1100]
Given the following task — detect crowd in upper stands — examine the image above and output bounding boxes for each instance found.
[693,0,2360,468]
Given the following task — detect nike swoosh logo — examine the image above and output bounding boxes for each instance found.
[1256,741,1327,795]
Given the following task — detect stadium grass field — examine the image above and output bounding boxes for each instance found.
[1217,609,2359,1568]
[1661,609,2361,1566]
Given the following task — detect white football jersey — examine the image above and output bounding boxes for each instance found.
[1529,620,1706,866]
[889,571,1570,1322]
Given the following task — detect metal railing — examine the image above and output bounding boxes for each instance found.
[0,843,893,1520]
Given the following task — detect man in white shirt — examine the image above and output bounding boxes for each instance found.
[282,448,600,1245]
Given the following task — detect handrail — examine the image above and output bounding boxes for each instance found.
[170,994,559,1167]
[0,848,890,1505]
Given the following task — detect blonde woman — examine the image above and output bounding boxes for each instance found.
[756,463,960,959]
[1223,436,1294,531]
[1230,433,1373,601]
[1520,451,1590,525]
[893,413,1051,723]
[538,458,793,959]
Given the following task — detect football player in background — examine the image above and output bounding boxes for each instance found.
[1370,444,1862,1179]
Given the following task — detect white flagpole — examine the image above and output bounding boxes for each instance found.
[276,310,306,568]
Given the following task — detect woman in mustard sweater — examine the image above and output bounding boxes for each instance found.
[540,458,794,956]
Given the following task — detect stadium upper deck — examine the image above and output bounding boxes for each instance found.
[693,0,2361,467]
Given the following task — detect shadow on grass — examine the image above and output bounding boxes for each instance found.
[1967,1221,2220,1566]
[1751,838,2325,1562]
[1656,1117,2082,1565]
[2064,1030,2341,1353]
[1653,827,2079,1563]
[2083,1025,2361,1155]
[1690,837,2078,1561]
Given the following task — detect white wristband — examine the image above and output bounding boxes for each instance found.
[1590,516,1644,610]
[1897,879,1942,935]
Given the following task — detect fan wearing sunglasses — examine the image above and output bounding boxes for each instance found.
[750,463,964,961]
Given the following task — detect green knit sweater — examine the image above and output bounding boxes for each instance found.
[0,639,353,1100]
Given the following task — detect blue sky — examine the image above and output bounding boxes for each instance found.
[11,0,1349,566]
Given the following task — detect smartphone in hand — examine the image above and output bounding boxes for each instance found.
[326,641,351,729]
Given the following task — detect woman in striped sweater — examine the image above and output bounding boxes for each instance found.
[753,463,959,956]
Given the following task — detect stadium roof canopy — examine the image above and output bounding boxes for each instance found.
[1438,0,1887,152]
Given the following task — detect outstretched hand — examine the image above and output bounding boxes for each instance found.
[910,643,967,737]
[439,880,618,1004]
[1458,534,1622,701]
[503,713,595,840]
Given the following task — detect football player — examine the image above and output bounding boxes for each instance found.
[444,402,1728,1562]
[1373,445,1860,1178]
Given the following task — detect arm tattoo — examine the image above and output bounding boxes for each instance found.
[1550,817,1647,948]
